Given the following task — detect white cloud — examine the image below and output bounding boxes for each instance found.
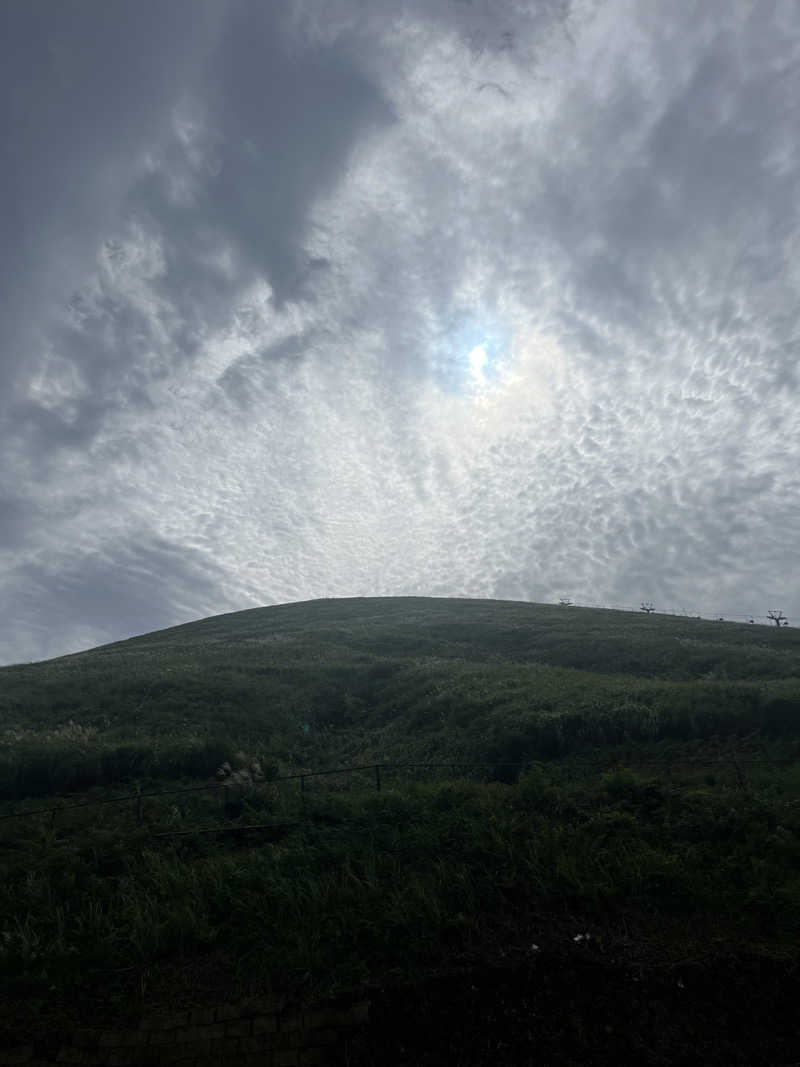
[2,0,800,662]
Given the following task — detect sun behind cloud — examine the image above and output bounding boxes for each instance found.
[468,342,488,384]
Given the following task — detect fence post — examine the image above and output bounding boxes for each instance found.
[50,807,56,830]
[300,774,305,811]
[375,765,381,792]
[136,787,142,825]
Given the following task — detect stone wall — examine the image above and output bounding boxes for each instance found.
[0,993,370,1066]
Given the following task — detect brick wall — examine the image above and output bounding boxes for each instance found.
[0,993,370,1066]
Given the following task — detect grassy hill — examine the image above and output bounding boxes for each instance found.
[3,596,799,795]
[2,597,800,1062]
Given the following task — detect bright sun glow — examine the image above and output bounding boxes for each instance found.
[468,343,488,383]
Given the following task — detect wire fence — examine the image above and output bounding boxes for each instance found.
[1,754,797,837]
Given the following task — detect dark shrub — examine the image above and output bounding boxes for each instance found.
[761,698,800,735]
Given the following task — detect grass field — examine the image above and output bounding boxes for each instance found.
[1,597,799,1057]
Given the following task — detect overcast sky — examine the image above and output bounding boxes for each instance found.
[1,0,799,664]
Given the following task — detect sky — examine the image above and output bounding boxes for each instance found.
[1,0,799,665]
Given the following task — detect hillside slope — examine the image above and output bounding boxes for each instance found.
[2,597,799,797]
[2,598,800,1063]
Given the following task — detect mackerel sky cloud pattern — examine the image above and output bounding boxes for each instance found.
[1,0,799,664]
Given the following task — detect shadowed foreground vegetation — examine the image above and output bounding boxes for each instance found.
[1,598,799,1062]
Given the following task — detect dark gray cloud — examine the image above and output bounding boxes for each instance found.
[0,0,219,404]
[2,0,800,664]
[3,532,236,666]
[3,1,391,467]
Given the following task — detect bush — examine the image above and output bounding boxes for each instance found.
[761,698,800,735]
[99,743,152,783]
[600,768,640,799]
[517,763,560,813]
[430,781,483,812]
[580,809,641,846]
[155,737,235,780]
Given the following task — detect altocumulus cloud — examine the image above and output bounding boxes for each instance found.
[1,0,799,664]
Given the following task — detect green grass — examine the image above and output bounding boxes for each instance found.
[2,598,798,799]
[0,596,799,1015]
[2,763,799,1003]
